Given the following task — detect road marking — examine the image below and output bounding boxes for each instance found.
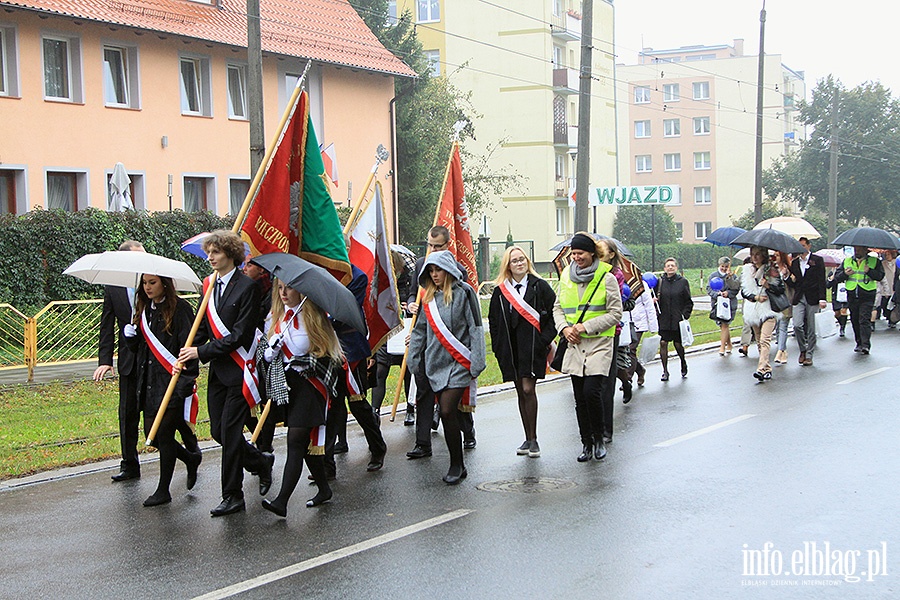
[836,367,892,385]
[192,509,473,600]
[654,414,756,448]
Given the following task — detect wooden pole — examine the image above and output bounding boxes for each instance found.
[146,63,312,446]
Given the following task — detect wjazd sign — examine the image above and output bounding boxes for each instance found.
[591,185,681,206]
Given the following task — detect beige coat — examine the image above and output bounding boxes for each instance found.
[552,271,623,377]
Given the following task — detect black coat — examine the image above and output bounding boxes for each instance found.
[786,253,827,305]
[488,275,557,381]
[126,298,199,425]
[655,273,693,331]
[98,286,136,376]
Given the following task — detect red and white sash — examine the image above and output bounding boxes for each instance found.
[139,311,199,425]
[344,359,364,402]
[203,276,262,408]
[499,280,540,331]
[307,376,331,454]
[423,299,477,410]
[274,308,300,360]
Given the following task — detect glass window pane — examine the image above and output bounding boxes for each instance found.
[47,173,75,211]
[229,179,250,215]
[227,65,246,118]
[180,59,199,113]
[43,38,69,98]
[103,48,127,105]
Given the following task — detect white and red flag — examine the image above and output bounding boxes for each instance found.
[320,142,339,188]
[348,181,402,353]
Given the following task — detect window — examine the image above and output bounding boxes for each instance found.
[675,222,683,241]
[227,64,247,119]
[664,153,681,171]
[179,55,211,116]
[552,0,563,17]
[635,155,652,173]
[634,120,651,138]
[556,206,568,235]
[693,81,710,100]
[1,25,20,97]
[102,45,139,108]
[417,0,439,23]
[663,118,680,137]
[694,186,712,205]
[47,171,85,211]
[183,176,214,212]
[43,34,83,102]
[552,45,564,68]
[694,152,711,170]
[634,86,650,104]
[0,169,22,214]
[694,116,710,135]
[229,178,250,215]
[388,0,398,23]
[695,221,712,240]
[663,83,679,102]
[424,50,440,78]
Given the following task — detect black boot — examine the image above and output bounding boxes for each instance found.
[593,439,607,460]
[577,444,593,462]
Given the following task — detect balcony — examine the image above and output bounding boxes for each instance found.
[553,124,578,148]
[550,11,581,42]
[552,67,579,95]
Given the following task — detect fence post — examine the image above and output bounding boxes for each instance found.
[24,317,37,382]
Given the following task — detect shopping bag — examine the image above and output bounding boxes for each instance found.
[619,312,633,347]
[679,319,694,347]
[815,310,837,339]
[836,283,847,303]
[716,296,731,320]
[638,334,661,364]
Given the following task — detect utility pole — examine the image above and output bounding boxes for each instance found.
[753,1,766,224]
[247,0,265,177]
[574,0,593,232]
[827,88,839,241]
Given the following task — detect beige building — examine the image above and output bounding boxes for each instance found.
[391,0,618,263]
[616,40,805,242]
[0,0,413,222]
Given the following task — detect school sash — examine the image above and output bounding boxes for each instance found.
[423,299,477,411]
[139,311,199,425]
[344,359,365,402]
[203,276,262,408]
[499,280,541,331]
[307,376,331,455]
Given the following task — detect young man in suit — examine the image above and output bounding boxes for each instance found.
[786,236,828,366]
[94,240,145,482]
[178,231,272,517]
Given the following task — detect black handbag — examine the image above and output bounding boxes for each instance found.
[549,275,603,372]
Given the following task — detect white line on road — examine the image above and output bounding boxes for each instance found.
[654,414,757,448]
[192,509,473,600]
[836,367,892,385]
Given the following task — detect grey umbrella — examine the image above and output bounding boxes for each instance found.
[831,227,900,251]
[730,228,805,254]
[250,253,366,334]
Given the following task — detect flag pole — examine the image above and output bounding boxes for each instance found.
[146,62,312,446]
[342,144,390,235]
[389,140,459,421]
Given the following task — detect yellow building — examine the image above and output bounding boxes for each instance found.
[616,40,805,242]
[391,0,618,265]
[0,0,414,224]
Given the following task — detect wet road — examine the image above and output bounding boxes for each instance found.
[2,328,899,599]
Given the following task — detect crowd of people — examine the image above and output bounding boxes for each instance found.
[94,228,898,517]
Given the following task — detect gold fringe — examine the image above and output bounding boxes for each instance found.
[457,404,475,413]
[348,394,365,403]
[307,444,325,456]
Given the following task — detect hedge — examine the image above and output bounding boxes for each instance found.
[626,242,735,272]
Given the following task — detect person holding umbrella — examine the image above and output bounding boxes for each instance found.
[834,246,884,354]
[740,246,784,381]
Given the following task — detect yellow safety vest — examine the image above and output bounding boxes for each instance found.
[558,263,616,338]
[843,256,878,292]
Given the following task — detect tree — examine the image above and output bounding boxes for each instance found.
[730,199,792,231]
[762,76,900,231]
[612,205,677,245]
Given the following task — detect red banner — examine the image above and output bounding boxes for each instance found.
[436,144,479,289]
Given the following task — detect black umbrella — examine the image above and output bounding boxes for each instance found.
[831,227,900,251]
[731,228,804,254]
[704,226,747,248]
[549,233,634,257]
[250,253,366,334]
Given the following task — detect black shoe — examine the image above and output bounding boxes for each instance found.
[528,440,541,458]
[861,348,870,355]
[763,371,772,380]
[403,410,416,426]
[622,381,633,404]
[602,435,612,444]
[753,371,765,381]
[594,440,607,460]
[143,492,171,507]
[660,372,670,382]
[442,467,467,485]
[406,445,432,459]
[306,488,333,507]
[261,499,287,518]
[854,346,861,352]
[186,451,202,490]
[681,362,688,378]
[258,452,275,496]
[577,445,593,462]
[111,470,140,482]
[463,438,477,450]
[366,452,385,472]
[517,441,531,456]
[210,496,245,517]
[431,410,440,431]
[333,442,349,454]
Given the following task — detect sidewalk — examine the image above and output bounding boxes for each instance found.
[0,359,98,387]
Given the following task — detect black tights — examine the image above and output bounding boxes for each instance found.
[438,388,466,478]
[270,427,331,511]
[149,410,198,498]
[659,340,687,375]
[514,377,538,442]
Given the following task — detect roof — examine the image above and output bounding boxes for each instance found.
[2,0,416,77]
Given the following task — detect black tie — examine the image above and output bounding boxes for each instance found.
[515,283,523,295]
[215,279,225,308]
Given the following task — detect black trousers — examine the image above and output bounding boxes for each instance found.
[371,348,412,412]
[599,339,618,439]
[207,371,268,500]
[324,362,387,476]
[246,402,281,454]
[118,372,141,473]
[849,295,875,350]
[570,374,606,446]
[414,372,474,448]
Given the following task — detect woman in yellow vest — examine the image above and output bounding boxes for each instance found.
[834,246,884,354]
[552,233,623,463]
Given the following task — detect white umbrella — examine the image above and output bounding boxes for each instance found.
[64,251,202,292]
[752,216,820,240]
[108,162,133,212]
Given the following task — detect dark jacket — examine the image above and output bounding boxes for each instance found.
[488,274,557,381]
[786,253,827,305]
[98,286,137,376]
[655,273,693,331]
[126,297,199,424]
[195,270,261,386]
[334,264,371,364]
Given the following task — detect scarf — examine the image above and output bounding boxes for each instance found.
[570,258,599,283]
[255,331,341,407]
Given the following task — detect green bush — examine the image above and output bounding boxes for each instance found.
[626,242,732,271]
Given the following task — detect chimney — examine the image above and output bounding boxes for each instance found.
[733,38,744,57]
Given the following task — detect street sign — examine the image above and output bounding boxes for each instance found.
[590,185,681,206]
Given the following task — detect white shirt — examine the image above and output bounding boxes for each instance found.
[277,304,310,362]
[507,277,528,296]
[799,253,809,276]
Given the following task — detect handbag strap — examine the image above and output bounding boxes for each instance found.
[573,273,603,324]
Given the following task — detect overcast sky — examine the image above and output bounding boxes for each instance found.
[614,0,897,99]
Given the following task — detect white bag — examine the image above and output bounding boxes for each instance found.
[638,334,661,364]
[836,283,848,303]
[679,319,694,347]
[716,296,731,320]
[815,309,837,338]
[618,312,633,347]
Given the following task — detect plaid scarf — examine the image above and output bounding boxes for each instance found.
[255,332,342,406]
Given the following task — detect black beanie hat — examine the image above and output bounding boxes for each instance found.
[570,233,596,254]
